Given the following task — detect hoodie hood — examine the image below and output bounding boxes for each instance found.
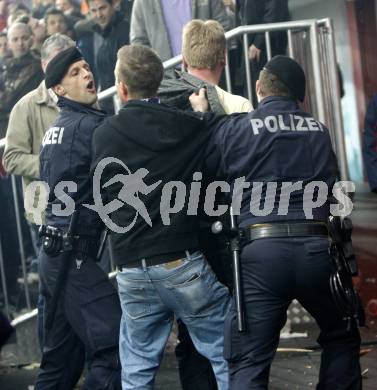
[106,100,206,153]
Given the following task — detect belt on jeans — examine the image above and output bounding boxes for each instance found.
[243,221,328,243]
[121,250,193,270]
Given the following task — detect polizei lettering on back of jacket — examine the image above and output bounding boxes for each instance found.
[250,114,324,135]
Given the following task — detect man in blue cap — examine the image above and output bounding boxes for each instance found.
[194,55,362,389]
[35,46,121,390]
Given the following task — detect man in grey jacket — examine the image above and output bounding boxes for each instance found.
[130,0,231,62]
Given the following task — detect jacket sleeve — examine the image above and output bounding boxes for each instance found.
[130,0,151,46]
[3,98,40,179]
[253,0,281,49]
[363,95,377,190]
[210,0,232,31]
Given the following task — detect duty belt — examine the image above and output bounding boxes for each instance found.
[243,221,328,243]
[40,225,100,259]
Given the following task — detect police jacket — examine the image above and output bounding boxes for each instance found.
[206,96,339,227]
[40,96,106,237]
[363,94,377,191]
[91,100,222,266]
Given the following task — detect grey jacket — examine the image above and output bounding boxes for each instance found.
[159,71,226,114]
[130,0,231,61]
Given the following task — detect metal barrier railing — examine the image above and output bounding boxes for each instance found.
[0,18,347,324]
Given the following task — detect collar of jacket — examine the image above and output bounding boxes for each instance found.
[92,11,124,37]
[258,95,299,109]
[178,71,226,115]
[36,81,57,108]
[57,95,107,116]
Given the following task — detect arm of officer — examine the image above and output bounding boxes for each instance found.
[130,0,151,46]
[3,97,40,179]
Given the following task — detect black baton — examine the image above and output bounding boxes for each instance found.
[212,207,245,332]
[45,211,79,330]
[229,208,245,332]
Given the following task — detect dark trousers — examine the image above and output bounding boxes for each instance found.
[35,250,122,390]
[225,236,362,390]
[176,232,232,390]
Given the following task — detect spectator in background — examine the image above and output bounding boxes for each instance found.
[44,7,72,37]
[236,0,290,105]
[3,33,74,344]
[55,0,84,26]
[0,31,10,68]
[0,22,43,137]
[0,0,7,31]
[32,0,54,19]
[77,0,129,113]
[7,2,31,26]
[130,0,231,63]
[363,94,377,193]
[15,15,47,53]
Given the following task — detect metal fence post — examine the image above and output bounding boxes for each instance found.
[10,175,31,310]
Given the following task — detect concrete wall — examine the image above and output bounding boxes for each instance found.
[290,0,363,181]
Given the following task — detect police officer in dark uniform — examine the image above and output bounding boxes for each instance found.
[201,56,362,389]
[35,47,122,389]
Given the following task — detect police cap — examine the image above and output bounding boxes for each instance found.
[45,47,83,89]
[264,55,306,102]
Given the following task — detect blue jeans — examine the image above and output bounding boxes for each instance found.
[117,250,231,390]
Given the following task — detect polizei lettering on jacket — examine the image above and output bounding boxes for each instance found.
[42,126,65,146]
[250,115,324,135]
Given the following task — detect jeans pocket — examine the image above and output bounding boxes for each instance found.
[118,285,151,320]
[167,260,229,316]
[80,281,121,354]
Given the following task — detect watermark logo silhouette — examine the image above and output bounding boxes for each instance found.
[84,157,161,233]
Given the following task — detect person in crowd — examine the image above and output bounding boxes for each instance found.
[91,44,231,390]
[363,93,377,193]
[130,0,231,63]
[77,0,129,113]
[15,15,47,53]
[0,22,43,138]
[7,2,31,26]
[34,45,121,389]
[236,0,290,104]
[192,55,362,389]
[0,31,10,68]
[0,0,7,31]
[44,8,72,37]
[32,0,54,19]
[3,33,69,296]
[55,0,84,26]
[158,18,252,390]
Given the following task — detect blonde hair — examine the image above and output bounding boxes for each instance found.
[182,19,226,70]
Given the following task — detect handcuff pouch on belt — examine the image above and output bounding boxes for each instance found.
[328,216,364,326]
[39,225,99,260]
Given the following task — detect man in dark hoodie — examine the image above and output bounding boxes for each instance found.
[91,44,231,390]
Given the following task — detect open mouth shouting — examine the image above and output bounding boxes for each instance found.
[86,80,96,93]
